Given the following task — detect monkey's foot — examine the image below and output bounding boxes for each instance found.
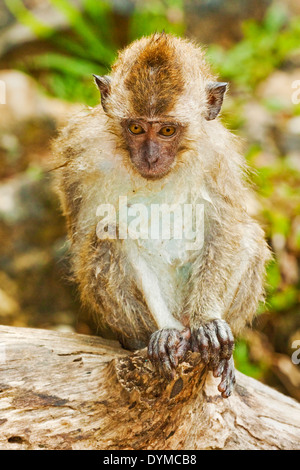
[148,328,191,379]
[191,319,236,397]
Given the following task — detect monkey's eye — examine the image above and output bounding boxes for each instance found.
[128,123,145,135]
[159,126,176,137]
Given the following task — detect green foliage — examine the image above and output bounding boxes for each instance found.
[266,260,281,293]
[130,0,185,40]
[5,0,54,38]
[234,340,266,380]
[5,0,185,104]
[249,158,300,317]
[5,0,117,104]
[207,4,300,90]
[268,286,298,312]
[26,164,45,182]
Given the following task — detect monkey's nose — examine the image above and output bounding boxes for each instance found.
[144,139,160,167]
[147,154,159,167]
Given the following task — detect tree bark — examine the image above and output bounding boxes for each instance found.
[0,325,299,450]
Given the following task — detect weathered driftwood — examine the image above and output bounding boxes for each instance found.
[0,325,299,450]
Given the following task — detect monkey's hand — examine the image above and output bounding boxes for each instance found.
[148,328,191,379]
[191,319,236,398]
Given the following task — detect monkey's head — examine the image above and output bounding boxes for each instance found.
[94,33,227,180]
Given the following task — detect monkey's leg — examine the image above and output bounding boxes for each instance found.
[148,328,191,379]
[76,235,160,350]
[191,319,235,397]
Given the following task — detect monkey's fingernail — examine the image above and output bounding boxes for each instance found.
[213,368,222,378]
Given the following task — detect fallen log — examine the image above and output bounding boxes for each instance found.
[0,325,299,450]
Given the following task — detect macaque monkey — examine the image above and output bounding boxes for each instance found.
[53,33,271,398]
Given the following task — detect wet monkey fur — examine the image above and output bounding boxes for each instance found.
[53,33,271,398]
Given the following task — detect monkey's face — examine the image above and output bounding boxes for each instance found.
[122,119,183,179]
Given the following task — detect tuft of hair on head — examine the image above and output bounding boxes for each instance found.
[93,33,228,123]
[123,32,184,117]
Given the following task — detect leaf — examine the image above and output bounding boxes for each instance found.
[30,53,104,77]
[5,0,54,39]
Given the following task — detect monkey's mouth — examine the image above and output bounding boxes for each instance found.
[140,170,170,180]
[134,162,173,180]
[130,154,175,180]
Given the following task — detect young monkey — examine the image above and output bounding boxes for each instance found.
[53,33,271,398]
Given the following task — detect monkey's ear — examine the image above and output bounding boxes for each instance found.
[93,74,111,112]
[205,82,228,121]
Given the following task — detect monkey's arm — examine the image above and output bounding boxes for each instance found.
[181,210,271,397]
[185,213,270,334]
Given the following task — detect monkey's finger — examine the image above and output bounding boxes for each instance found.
[215,320,234,360]
[148,332,171,377]
[180,328,191,341]
[157,330,174,378]
[218,360,229,394]
[175,337,190,364]
[166,331,181,369]
[218,358,229,389]
[176,328,191,363]
[170,331,190,367]
[218,357,236,398]
[213,358,226,378]
[148,330,179,378]
[160,356,175,379]
[147,331,160,362]
[192,326,210,364]
[204,322,221,370]
[220,374,235,398]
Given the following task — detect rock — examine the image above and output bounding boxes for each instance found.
[0,70,82,131]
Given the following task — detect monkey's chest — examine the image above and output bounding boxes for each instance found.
[125,236,192,327]
[120,192,204,323]
[125,222,197,323]
[140,237,192,300]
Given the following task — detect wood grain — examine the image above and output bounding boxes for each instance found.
[0,325,299,450]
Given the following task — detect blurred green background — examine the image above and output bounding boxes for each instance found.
[0,0,299,399]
